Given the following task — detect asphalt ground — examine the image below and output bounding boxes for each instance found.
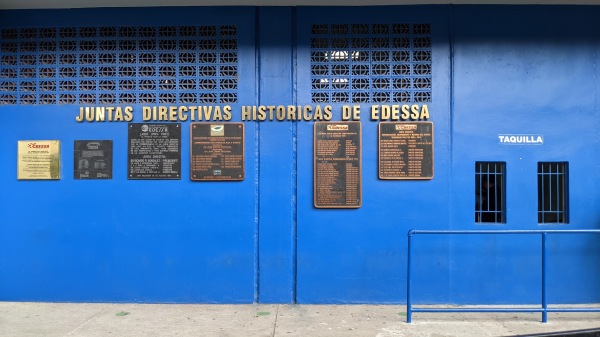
[1,302,599,337]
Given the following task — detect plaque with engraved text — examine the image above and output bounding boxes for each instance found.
[17,140,60,180]
[74,140,112,179]
[128,123,181,180]
[190,123,244,181]
[379,122,434,180]
[314,122,361,208]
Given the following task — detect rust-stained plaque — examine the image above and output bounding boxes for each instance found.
[74,140,112,179]
[314,121,361,208]
[128,123,181,180]
[17,140,60,180]
[379,122,434,180]
[190,123,244,181]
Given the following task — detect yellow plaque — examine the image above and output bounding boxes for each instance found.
[17,140,61,180]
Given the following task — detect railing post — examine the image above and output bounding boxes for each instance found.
[407,230,413,323]
[405,229,600,323]
[541,232,548,323]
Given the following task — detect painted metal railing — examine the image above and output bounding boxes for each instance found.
[406,229,600,323]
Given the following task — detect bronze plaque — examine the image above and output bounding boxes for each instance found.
[17,140,60,180]
[314,122,361,208]
[379,122,434,180]
[128,123,181,180]
[74,140,112,179]
[190,123,244,181]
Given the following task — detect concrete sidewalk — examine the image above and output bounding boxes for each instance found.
[1,302,599,337]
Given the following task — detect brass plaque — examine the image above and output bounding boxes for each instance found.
[17,140,60,180]
[128,123,181,180]
[190,123,244,181]
[74,140,113,179]
[379,122,434,180]
[314,121,361,208]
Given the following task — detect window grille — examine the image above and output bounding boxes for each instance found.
[538,162,569,223]
[475,162,505,223]
[0,25,238,105]
[310,23,432,104]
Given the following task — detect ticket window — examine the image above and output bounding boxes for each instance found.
[537,162,569,224]
[475,162,506,223]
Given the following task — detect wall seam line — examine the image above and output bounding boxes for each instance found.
[254,6,261,304]
[291,6,298,305]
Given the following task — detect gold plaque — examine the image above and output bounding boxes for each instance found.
[17,140,61,180]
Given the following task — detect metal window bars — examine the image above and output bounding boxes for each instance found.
[538,162,569,224]
[475,162,505,223]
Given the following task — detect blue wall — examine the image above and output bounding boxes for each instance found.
[0,5,599,304]
[449,6,600,304]
[0,7,259,303]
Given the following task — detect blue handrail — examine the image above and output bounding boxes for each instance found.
[406,229,600,323]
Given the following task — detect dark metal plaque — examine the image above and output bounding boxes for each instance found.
[190,123,244,181]
[128,123,181,180]
[379,122,434,180]
[74,140,112,179]
[314,121,361,208]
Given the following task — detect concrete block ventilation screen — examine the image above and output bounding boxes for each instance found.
[310,23,432,104]
[0,26,238,105]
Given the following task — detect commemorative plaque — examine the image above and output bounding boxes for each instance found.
[314,121,361,208]
[74,140,112,179]
[379,122,434,180]
[128,123,181,180]
[17,140,60,180]
[190,123,244,181]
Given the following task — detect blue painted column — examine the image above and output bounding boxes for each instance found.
[257,7,297,303]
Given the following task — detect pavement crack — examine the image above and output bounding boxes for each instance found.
[271,305,280,337]
[62,305,107,337]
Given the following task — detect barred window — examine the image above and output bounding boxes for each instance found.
[475,162,505,223]
[538,162,569,224]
